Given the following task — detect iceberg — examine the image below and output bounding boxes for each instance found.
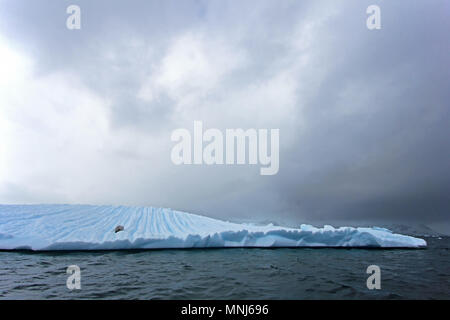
[0,204,426,250]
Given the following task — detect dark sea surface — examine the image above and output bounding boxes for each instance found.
[0,237,448,300]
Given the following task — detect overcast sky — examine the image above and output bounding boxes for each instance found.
[0,0,449,230]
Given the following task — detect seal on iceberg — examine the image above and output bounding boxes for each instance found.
[114,225,124,233]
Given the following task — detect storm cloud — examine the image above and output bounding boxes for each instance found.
[0,0,449,231]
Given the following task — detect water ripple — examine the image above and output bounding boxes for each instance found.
[0,237,448,299]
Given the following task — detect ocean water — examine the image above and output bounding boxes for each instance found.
[0,237,448,300]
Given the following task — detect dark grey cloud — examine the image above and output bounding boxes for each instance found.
[0,0,449,231]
